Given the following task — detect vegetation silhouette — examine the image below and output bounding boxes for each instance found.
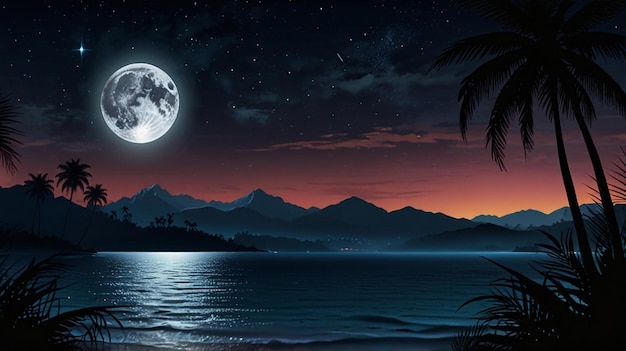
[431,0,626,349]
[79,184,108,245]
[0,91,22,174]
[24,173,54,238]
[184,219,198,232]
[0,93,122,350]
[0,254,123,350]
[121,205,132,223]
[55,159,92,239]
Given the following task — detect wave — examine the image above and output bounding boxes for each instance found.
[105,322,463,349]
[105,336,454,351]
[350,315,417,326]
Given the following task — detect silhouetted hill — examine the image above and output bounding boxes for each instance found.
[0,230,96,254]
[0,185,259,252]
[473,204,603,229]
[402,223,546,251]
[387,206,475,236]
[207,188,318,221]
[233,232,330,252]
[176,206,291,236]
[7,183,621,252]
[310,196,389,225]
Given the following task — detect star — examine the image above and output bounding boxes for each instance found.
[74,40,89,60]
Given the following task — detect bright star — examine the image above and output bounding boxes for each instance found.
[75,41,89,60]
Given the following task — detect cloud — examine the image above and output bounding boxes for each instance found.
[254,126,461,151]
[231,106,271,125]
[305,180,432,202]
[19,103,90,142]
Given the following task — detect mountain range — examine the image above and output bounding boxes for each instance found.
[2,183,618,251]
[472,205,602,229]
[103,187,477,242]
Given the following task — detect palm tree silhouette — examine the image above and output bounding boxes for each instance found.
[0,92,22,174]
[79,184,108,245]
[24,173,54,237]
[84,184,108,209]
[121,205,132,223]
[431,0,626,271]
[55,158,92,239]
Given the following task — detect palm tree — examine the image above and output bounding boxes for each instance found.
[452,153,626,349]
[0,92,22,174]
[83,184,108,209]
[55,158,92,239]
[24,173,54,237]
[121,205,132,223]
[79,184,108,245]
[431,0,626,273]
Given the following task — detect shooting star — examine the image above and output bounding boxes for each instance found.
[336,53,344,63]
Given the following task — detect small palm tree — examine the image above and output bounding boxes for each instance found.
[0,254,123,350]
[431,0,626,276]
[166,213,174,229]
[78,184,108,245]
[83,184,108,209]
[24,173,54,238]
[0,92,22,174]
[109,210,118,220]
[55,159,91,239]
[184,220,198,232]
[121,206,132,223]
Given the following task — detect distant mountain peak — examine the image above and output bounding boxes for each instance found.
[147,184,164,191]
[252,188,268,195]
[138,184,168,197]
[339,196,373,206]
[205,188,315,221]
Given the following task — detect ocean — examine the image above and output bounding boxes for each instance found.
[53,251,545,350]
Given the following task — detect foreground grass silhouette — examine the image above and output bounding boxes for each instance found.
[453,152,626,350]
[0,254,123,351]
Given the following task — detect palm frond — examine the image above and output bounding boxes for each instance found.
[610,148,626,203]
[484,63,536,170]
[0,93,23,174]
[556,68,597,124]
[563,32,626,61]
[451,322,491,351]
[431,32,531,71]
[458,50,527,140]
[0,255,124,350]
[564,52,626,118]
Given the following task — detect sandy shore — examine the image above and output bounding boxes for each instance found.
[101,338,452,351]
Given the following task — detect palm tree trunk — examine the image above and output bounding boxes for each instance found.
[553,110,597,276]
[575,114,623,259]
[30,201,37,236]
[59,190,74,240]
[30,202,37,235]
[78,206,95,246]
[37,203,42,238]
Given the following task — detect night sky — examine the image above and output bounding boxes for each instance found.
[1,1,626,219]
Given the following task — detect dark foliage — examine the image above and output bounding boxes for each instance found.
[0,254,123,350]
[0,92,22,174]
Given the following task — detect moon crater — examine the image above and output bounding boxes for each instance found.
[101,63,179,143]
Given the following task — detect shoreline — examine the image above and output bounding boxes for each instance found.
[101,337,453,351]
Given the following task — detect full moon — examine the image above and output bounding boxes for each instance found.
[100,63,179,143]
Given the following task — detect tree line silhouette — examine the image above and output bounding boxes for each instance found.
[23,158,108,241]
